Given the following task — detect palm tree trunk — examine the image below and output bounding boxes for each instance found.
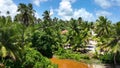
[113,52,117,68]
[114,53,117,65]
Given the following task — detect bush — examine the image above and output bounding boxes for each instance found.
[0,47,58,68]
[32,30,55,58]
[99,53,114,63]
[22,47,57,68]
[54,47,66,55]
[55,48,90,61]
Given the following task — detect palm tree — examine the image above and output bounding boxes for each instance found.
[104,22,120,64]
[53,17,58,23]
[42,10,51,21]
[6,11,10,15]
[27,3,36,25]
[96,16,112,37]
[16,3,35,26]
[37,18,42,23]
[6,11,12,23]
[0,11,1,15]
[78,17,82,25]
[0,21,22,60]
[66,18,90,52]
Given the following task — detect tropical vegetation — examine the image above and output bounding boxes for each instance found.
[0,3,120,68]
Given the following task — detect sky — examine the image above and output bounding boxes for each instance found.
[0,0,120,23]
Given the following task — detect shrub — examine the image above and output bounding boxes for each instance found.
[32,30,55,58]
[55,48,90,61]
[99,53,114,63]
[0,47,58,68]
[22,47,57,68]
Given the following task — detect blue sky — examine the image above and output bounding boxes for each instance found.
[0,0,120,22]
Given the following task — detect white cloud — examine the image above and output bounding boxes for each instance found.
[33,0,48,6]
[57,0,73,20]
[96,10,112,17]
[62,0,76,3]
[94,0,120,9]
[94,0,111,9]
[57,0,95,21]
[35,8,53,19]
[73,8,95,21]
[50,8,54,16]
[35,12,41,19]
[0,0,17,19]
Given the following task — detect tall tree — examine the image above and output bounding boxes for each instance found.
[6,11,12,23]
[96,16,112,37]
[78,17,82,25]
[42,10,51,21]
[104,22,120,64]
[16,3,35,26]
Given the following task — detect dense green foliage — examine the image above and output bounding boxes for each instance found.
[0,3,120,68]
[55,48,90,61]
[0,46,57,68]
